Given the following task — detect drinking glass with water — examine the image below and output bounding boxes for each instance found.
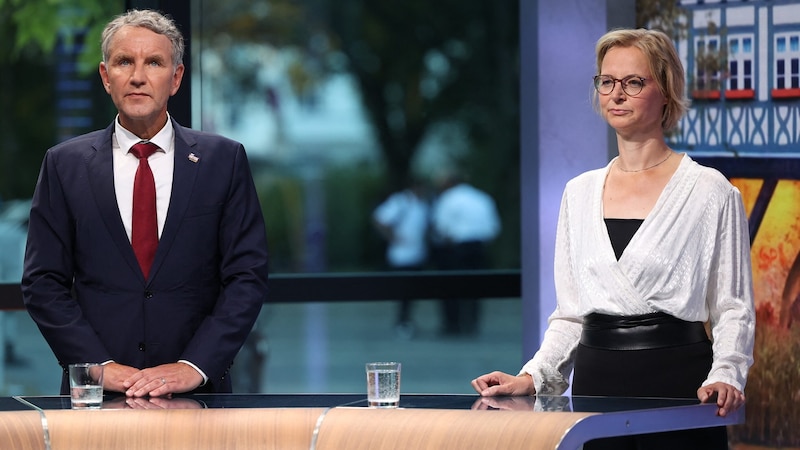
[366,361,401,408]
[69,363,104,409]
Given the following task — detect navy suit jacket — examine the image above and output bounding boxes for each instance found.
[21,119,269,394]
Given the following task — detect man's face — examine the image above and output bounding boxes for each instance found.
[99,26,184,137]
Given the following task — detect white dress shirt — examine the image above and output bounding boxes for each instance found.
[521,154,756,395]
[112,117,175,241]
[372,189,430,267]
[110,116,207,384]
[430,183,500,243]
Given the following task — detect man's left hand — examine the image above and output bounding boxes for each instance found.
[123,362,203,397]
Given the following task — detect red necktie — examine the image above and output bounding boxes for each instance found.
[130,142,159,278]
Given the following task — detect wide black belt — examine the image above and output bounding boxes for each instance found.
[580,312,709,351]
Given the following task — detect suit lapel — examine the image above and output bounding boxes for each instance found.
[86,123,145,280]
[148,121,199,280]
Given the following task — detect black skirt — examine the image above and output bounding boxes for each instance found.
[572,313,728,450]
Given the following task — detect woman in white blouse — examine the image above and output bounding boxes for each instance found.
[471,29,755,450]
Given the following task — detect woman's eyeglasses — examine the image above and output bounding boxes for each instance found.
[593,75,647,96]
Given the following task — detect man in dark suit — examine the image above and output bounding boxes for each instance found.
[21,9,269,397]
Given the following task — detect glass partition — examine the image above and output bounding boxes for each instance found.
[191,0,520,274]
[0,0,124,395]
[190,0,522,393]
[0,0,522,396]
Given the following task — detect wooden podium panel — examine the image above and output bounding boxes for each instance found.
[44,407,326,450]
[314,407,597,450]
[0,411,46,450]
[0,394,743,450]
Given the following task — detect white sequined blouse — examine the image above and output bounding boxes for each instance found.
[521,154,756,395]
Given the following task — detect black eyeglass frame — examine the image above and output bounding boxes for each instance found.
[593,75,647,96]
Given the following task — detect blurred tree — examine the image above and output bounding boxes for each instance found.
[196,0,517,188]
[0,0,118,72]
[0,0,121,200]
[636,0,688,38]
[323,0,519,194]
[324,0,519,266]
[693,24,728,94]
[197,0,520,266]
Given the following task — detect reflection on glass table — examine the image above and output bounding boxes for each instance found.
[12,393,717,413]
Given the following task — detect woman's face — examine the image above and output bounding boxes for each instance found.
[597,46,667,137]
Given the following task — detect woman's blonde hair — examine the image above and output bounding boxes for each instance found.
[594,28,690,132]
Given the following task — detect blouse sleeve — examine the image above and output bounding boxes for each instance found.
[520,187,582,394]
[703,186,756,392]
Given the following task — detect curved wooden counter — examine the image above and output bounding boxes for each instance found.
[0,411,46,450]
[44,407,326,450]
[0,406,595,450]
[0,394,743,450]
[314,407,597,450]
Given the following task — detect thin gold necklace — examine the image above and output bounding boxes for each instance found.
[616,151,672,173]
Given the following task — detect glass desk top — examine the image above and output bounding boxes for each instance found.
[8,392,710,412]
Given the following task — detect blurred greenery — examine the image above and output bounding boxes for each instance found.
[254,169,307,272]
[0,52,55,201]
[0,0,122,201]
[197,0,520,269]
[0,0,119,73]
[323,164,385,271]
[636,0,688,39]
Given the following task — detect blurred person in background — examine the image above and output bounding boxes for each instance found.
[372,178,431,339]
[430,169,500,336]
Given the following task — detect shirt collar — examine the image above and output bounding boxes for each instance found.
[114,114,175,155]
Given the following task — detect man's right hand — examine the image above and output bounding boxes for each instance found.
[102,362,141,393]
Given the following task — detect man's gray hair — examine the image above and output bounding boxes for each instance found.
[101,9,184,67]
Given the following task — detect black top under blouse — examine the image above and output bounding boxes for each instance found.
[604,218,644,260]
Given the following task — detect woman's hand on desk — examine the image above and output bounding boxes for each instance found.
[697,382,745,417]
[471,371,535,397]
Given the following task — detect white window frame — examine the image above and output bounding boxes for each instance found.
[728,34,754,91]
[694,35,723,91]
[774,32,800,90]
